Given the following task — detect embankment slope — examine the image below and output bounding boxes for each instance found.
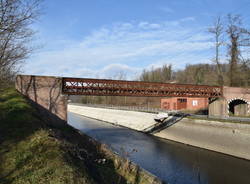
[0,89,163,184]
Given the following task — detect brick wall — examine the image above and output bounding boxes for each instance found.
[15,75,68,126]
[161,97,208,110]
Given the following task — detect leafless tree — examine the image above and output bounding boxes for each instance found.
[139,64,173,83]
[0,0,41,88]
[226,14,250,86]
[112,70,127,80]
[208,16,224,86]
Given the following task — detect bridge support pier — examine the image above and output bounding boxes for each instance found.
[208,98,228,118]
[209,86,250,117]
[15,75,68,126]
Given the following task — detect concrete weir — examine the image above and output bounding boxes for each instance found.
[68,104,250,160]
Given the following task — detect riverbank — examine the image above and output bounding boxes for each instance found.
[68,104,250,160]
[0,89,163,184]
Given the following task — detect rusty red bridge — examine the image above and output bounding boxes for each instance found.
[62,77,222,98]
[15,75,250,126]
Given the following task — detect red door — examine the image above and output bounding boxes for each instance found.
[177,98,187,110]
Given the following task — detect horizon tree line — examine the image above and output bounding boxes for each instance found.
[139,14,250,87]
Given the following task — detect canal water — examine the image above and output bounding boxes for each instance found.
[68,112,250,184]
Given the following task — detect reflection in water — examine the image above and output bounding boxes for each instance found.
[68,112,250,184]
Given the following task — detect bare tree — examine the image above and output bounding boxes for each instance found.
[139,64,173,83]
[112,70,127,80]
[226,14,250,86]
[208,16,224,86]
[0,0,41,88]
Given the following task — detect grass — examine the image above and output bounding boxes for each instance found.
[0,88,97,184]
[0,88,148,184]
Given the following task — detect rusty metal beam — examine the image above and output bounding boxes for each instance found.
[62,77,223,97]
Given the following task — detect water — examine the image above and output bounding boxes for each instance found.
[68,112,250,184]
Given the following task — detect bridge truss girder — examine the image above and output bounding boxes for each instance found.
[62,78,223,98]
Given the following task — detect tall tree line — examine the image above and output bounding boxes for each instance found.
[139,61,250,86]
[140,64,172,83]
[140,14,250,87]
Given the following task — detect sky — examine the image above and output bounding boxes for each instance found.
[23,0,250,80]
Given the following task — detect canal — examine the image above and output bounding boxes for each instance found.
[68,112,250,184]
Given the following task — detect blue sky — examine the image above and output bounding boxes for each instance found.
[24,0,250,79]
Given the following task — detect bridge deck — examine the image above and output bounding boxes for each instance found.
[62,78,223,98]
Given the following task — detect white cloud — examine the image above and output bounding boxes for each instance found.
[23,18,214,79]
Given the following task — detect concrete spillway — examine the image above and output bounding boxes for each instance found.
[68,104,250,160]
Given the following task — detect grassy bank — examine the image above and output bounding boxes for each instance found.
[0,88,160,184]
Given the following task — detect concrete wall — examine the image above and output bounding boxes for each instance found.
[208,98,227,117]
[68,104,158,131]
[235,104,248,116]
[15,75,68,126]
[154,118,250,160]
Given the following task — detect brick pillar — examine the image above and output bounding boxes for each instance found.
[15,75,68,126]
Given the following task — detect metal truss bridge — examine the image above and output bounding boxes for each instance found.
[62,77,223,98]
